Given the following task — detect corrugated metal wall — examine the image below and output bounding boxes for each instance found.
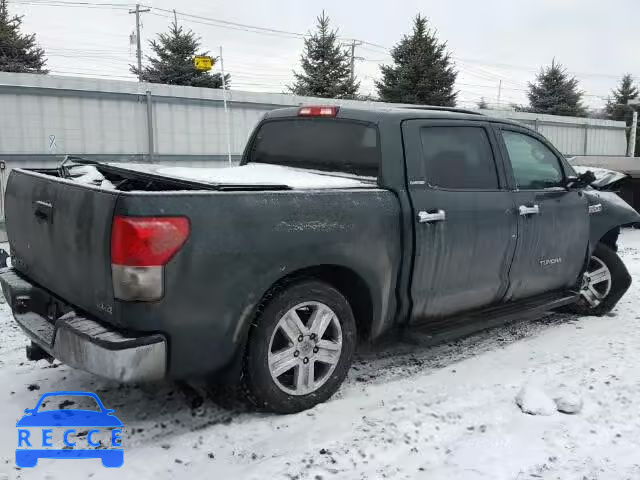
[1,71,627,159]
[0,71,629,198]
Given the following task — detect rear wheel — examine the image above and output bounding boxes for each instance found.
[566,243,631,316]
[242,280,356,413]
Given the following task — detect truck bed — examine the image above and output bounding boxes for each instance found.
[5,165,401,377]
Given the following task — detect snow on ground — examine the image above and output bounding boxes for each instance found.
[1,230,640,479]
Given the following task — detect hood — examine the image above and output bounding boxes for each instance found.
[573,165,628,189]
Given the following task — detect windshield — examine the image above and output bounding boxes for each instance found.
[247,119,380,177]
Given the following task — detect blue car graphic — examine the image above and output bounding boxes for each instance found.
[16,391,123,468]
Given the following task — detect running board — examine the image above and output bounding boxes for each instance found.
[405,291,579,346]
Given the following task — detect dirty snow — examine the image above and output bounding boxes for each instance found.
[1,229,640,479]
[154,163,376,189]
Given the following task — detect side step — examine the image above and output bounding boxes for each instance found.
[406,290,579,346]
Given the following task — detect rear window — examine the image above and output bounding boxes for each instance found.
[246,119,380,177]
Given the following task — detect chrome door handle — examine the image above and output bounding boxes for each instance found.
[418,210,446,223]
[518,205,540,216]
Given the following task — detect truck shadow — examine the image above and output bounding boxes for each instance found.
[348,311,581,386]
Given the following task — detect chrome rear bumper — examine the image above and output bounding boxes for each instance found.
[0,268,166,382]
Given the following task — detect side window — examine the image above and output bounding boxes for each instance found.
[419,126,499,190]
[502,131,564,190]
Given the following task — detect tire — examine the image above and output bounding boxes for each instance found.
[242,279,356,414]
[565,243,631,316]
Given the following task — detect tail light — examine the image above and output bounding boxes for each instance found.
[298,106,339,117]
[111,216,189,301]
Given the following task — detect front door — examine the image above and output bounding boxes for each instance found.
[403,120,518,322]
[496,127,590,300]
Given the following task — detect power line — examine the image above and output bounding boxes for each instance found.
[11,0,628,105]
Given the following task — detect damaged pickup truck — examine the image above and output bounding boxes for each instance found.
[2,105,639,413]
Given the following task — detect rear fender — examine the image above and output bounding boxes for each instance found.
[585,189,640,252]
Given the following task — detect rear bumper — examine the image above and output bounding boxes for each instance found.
[0,269,166,382]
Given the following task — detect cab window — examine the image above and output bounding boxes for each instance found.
[502,130,564,190]
[419,126,499,190]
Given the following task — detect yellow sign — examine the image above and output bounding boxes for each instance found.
[193,56,214,71]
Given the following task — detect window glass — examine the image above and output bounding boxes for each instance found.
[248,119,380,177]
[420,126,499,189]
[502,131,564,189]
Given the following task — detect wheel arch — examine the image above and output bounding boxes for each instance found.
[598,226,621,252]
[257,264,375,342]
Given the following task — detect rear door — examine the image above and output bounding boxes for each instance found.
[5,170,119,322]
[495,126,589,300]
[403,120,517,322]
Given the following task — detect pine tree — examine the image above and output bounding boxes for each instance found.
[606,74,638,121]
[477,97,489,109]
[376,15,457,106]
[131,17,229,88]
[288,11,359,99]
[527,60,585,116]
[0,0,47,74]
[606,74,639,154]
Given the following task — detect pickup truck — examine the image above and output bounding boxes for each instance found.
[2,105,639,414]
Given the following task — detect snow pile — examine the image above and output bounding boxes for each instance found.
[516,383,584,416]
[70,165,115,189]
[554,390,583,414]
[155,163,376,189]
[515,384,557,416]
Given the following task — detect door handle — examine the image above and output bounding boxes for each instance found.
[518,205,540,216]
[418,210,446,223]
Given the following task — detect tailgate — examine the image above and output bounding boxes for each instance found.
[5,169,119,322]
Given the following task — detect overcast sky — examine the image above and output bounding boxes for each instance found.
[11,0,640,109]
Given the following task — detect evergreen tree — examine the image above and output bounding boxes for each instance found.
[131,18,229,88]
[477,97,489,109]
[606,74,638,120]
[0,0,47,74]
[376,14,457,106]
[288,11,359,99]
[527,60,585,116]
[606,74,639,154]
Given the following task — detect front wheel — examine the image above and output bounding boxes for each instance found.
[566,243,631,316]
[242,279,357,414]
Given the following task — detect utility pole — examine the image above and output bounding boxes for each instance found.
[348,40,363,83]
[628,110,638,157]
[628,99,639,157]
[219,46,232,165]
[497,80,502,108]
[129,4,150,82]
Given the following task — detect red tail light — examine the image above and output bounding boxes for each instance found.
[298,106,339,117]
[111,216,190,266]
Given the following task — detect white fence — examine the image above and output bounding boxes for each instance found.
[1,71,627,161]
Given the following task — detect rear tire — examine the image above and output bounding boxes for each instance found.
[565,243,631,316]
[242,279,356,414]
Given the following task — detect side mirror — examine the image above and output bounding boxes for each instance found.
[566,170,596,189]
[24,408,34,415]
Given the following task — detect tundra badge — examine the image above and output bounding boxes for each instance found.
[540,257,562,267]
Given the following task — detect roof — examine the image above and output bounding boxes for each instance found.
[264,105,526,129]
[568,156,640,178]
